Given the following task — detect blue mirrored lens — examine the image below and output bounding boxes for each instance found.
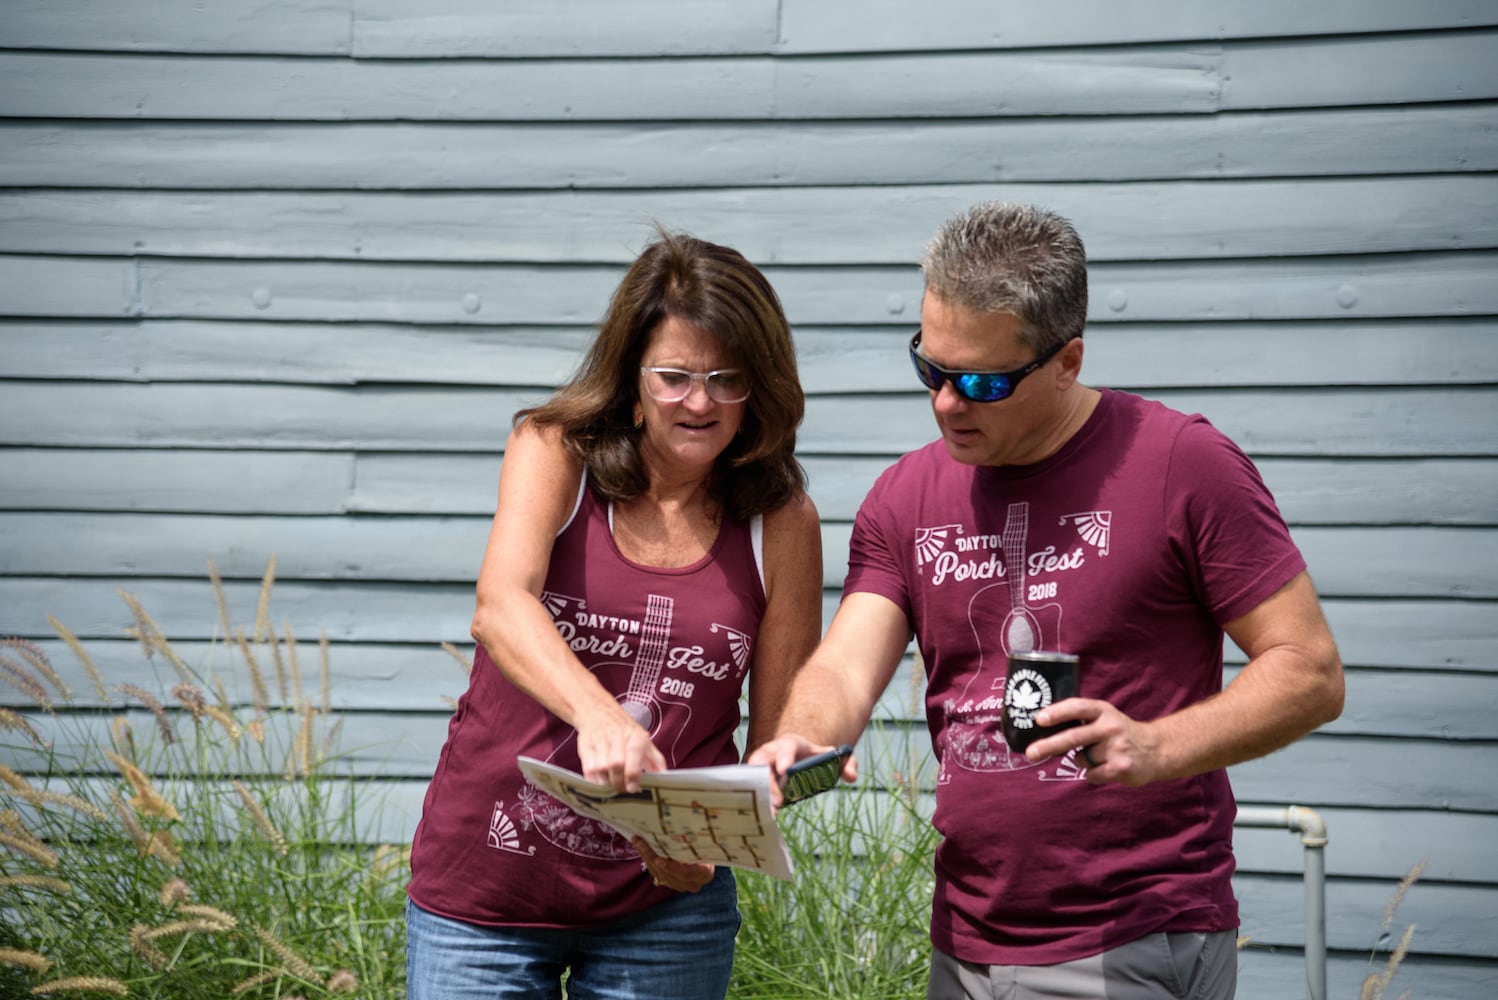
[955,372,1012,402]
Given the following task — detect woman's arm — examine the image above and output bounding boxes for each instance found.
[470,420,666,791]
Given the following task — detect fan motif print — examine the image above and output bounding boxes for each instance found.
[710,622,755,682]
[487,800,534,856]
[1059,510,1111,555]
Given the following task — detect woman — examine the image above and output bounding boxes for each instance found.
[406,230,824,999]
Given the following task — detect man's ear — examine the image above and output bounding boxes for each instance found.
[1054,337,1085,388]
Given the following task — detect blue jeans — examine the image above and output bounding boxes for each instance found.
[406,868,739,1000]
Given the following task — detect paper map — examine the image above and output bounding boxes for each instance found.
[517,756,794,880]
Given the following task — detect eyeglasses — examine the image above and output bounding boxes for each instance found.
[640,367,750,404]
[908,330,1065,403]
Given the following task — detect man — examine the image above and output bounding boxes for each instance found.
[750,201,1344,999]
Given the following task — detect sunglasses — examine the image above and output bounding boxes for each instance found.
[908,330,1065,403]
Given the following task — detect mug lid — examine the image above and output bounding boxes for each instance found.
[1008,649,1078,664]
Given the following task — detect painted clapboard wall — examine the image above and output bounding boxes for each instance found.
[2,1,1496,995]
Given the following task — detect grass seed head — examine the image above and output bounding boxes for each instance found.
[0,948,52,972]
[0,874,72,895]
[0,831,60,867]
[29,976,130,996]
[158,877,193,906]
[104,752,181,822]
[252,926,322,985]
[327,969,359,993]
[0,708,48,749]
[47,614,108,700]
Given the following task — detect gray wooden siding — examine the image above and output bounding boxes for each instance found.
[2,3,1495,995]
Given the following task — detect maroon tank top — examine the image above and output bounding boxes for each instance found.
[408,480,767,926]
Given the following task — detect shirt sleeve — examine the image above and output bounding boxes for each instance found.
[1166,416,1307,625]
[843,469,915,624]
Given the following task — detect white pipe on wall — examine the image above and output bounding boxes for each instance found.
[1234,804,1329,1000]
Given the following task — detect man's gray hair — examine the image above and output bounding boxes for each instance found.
[920,201,1089,352]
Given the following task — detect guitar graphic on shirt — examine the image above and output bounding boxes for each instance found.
[938,501,1063,776]
[619,594,673,732]
[998,501,1062,655]
[522,592,690,861]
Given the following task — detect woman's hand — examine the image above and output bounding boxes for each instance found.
[633,838,715,893]
[575,706,668,793]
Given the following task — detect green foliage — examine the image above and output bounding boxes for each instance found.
[729,740,939,1000]
[0,572,409,999]
[0,567,948,999]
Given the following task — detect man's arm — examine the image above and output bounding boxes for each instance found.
[1028,570,1344,786]
[743,491,825,754]
[747,591,913,795]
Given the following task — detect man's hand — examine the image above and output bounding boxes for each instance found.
[1024,697,1164,787]
[747,734,859,808]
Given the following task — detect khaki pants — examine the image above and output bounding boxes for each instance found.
[928,931,1237,1000]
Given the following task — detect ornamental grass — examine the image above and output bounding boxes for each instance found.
[0,564,406,999]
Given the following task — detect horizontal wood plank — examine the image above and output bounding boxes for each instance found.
[1,580,1493,671]
[0,55,770,122]
[351,0,778,58]
[1,448,357,514]
[1239,952,1497,1000]
[0,0,354,55]
[10,448,1491,527]
[6,252,1479,325]
[7,252,1498,329]
[778,0,1498,53]
[5,318,1493,391]
[5,512,1497,601]
[8,1,1494,58]
[0,49,1209,120]
[798,390,1498,458]
[1290,668,1498,741]
[0,320,596,386]
[1231,807,1498,883]
[0,256,136,317]
[5,177,1498,262]
[1309,600,1497,673]
[4,382,1496,458]
[123,253,1498,324]
[1219,30,1498,109]
[1234,874,1498,958]
[5,640,470,713]
[857,725,1498,813]
[0,1,775,59]
[347,452,1498,526]
[4,107,1494,186]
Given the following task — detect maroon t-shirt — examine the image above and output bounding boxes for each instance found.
[846,389,1306,965]
[408,481,766,926]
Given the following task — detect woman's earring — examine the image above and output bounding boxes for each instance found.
[633,407,644,430]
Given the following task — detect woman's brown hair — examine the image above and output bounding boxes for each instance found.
[516,229,807,521]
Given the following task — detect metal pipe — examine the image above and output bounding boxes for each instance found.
[1234,805,1328,1000]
